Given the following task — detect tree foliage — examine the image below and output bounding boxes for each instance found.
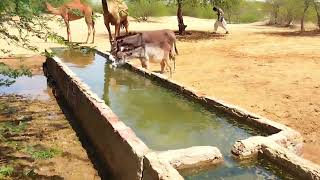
[0,0,76,86]
[263,0,319,29]
[0,0,81,56]
[0,63,32,87]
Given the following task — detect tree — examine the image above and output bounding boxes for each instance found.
[0,0,74,56]
[301,0,312,31]
[313,0,320,28]
[0,63,32,87]
[265,0,281,24]
[0,0,73,86]
[177,0,187,34]
[209,0,243,22]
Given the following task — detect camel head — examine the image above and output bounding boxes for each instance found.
[44,2,60,15]
[45,2,53,11]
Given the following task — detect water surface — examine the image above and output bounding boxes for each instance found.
[54,48,295,180]
[0,74,50,100]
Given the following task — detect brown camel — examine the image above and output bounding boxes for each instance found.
[101,0,129,43]
[45,0,95,43]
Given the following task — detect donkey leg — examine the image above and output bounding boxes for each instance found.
[164,52,172,77]
[160,60,165,73]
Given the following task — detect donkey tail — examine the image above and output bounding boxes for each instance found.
[174,40,179,55]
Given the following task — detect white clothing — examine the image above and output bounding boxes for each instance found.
[214,18,228,33]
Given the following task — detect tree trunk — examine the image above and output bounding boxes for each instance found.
[301,1,310,31]
[177,0,187,35]
[314,1,320,29]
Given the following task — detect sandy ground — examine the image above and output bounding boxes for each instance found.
[1,15,319,164]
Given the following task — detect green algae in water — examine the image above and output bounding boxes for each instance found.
[53,48,296,180]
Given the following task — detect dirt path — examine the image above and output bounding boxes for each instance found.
[0,58,100,179]
[1,15,319,164]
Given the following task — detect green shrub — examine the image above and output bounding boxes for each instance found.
[183,4,215,19]
[237,1,266,23]
[0,166,14,177]
[128,0,175,20]
[25,146,62,160]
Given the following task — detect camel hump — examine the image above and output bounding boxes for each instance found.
[108,0,128,17]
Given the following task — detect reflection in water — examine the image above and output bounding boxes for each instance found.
[0,75,50,100]
[55,49,295,180]
[101,66,256,152]
[52,47,95,68]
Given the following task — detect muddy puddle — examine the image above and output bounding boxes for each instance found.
[0,64,100,179]
[53,47,296,180]
[0,74,50,100]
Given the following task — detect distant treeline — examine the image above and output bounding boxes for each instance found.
[115,0,320,26]
[124,0,267,23]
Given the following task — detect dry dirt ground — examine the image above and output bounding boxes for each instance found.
[1,15,319,165]
[0,57,100,179]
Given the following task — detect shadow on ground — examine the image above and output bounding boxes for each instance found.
[53,92,114,180]
[256,29,320,37]
[175,30,226,42]
[0,93,108,179]
[0,95,64,179]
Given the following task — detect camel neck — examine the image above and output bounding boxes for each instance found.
[102,0,109,13]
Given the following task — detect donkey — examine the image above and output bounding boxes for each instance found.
[116,42,174,77]
[114,29,179,71]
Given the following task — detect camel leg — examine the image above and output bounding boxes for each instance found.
[64,19,71,42]
[115,24,120,38]
[86,24,91,44]
[117,24,121,37]
[124,19,129,35]
[68,22,72,42]
[91,22,95,44]
[105,21,113,43]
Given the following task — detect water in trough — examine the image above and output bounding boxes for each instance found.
[53,48,295,180]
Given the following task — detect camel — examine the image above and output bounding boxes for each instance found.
[45,0,95,43]
[101,0,129,43]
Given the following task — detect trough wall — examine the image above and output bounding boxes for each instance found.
[96,50,320,180]
[44,57,186,179]
[45,51,320,180]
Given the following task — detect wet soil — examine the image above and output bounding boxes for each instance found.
[0,58,100,180]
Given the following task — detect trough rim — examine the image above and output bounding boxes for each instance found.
[96,50,320,180]
[44,54,228,179]
[43,48,320,179]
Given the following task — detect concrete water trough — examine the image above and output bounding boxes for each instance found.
[43,47,320,180]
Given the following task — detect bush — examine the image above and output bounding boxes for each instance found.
[183,4,215,19]
[89,0,268,23]
[237,1,266,23]
[128,0,175,20]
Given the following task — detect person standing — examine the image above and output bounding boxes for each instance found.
[212,7,229,34]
